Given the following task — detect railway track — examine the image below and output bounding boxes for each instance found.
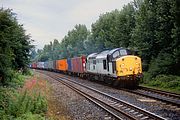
[38,70,166,120]
[60,70,180,106]
[121,86,180,106]
[139,86,180,99]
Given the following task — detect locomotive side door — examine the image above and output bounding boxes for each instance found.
[107,55,110,72]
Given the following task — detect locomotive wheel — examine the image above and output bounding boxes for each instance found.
[113,80,120,88]
[104,78,109,84]
[106,79,113,85]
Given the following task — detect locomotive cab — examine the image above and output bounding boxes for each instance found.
[107,48,143,88]
[108,48,142,77]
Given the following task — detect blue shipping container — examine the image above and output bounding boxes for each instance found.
[67,58,72,71]
[44,61,49,69]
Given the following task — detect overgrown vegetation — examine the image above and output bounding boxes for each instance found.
[33,0,180,92]
[143,73,180,93]
[0,71,48,119]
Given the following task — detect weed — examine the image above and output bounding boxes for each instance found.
[142,73,180,93]
[0,70,48,119]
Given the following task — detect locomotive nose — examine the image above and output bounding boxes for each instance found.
[116,55,142,77]
[129,67,133,71]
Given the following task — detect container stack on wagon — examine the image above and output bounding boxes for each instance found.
[71,56,86,76]
[44,61,49,70]
[48,61,54,71]
[67,58,72,69]
[31,63,37,69]
[53,61,56,71]
[37,62,44,69]
[56,59,68,72]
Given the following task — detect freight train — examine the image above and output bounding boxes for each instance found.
[30,48,143,89]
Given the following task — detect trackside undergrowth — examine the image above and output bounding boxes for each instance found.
[142,73,180,94]
[0,70,49,120]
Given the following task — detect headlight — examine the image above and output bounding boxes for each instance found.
[121,64,125,68]
[129,67,132,71]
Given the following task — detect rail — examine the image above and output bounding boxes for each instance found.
[38,70,167,120]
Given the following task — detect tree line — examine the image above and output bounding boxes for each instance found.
[33,0,180,79]
[0,8,32,85]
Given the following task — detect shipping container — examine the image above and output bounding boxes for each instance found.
[44,61,49,69]
[53,61,56,70]
[67,58,72,71]
[56,59,68,71]
[71,56,86,73]
[31,63,37,68]
[48,61,54,70]
[37,62,45,69]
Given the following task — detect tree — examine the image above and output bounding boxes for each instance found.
[131,0,180,76]
[91,3,136,51]
[0,8,32,84]
[57,24,90,58]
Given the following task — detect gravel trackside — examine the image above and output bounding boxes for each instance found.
[36,71,114,120]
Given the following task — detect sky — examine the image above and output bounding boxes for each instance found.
[1,0,133,49]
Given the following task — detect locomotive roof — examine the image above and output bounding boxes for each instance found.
[87,53,98,59]
[109,48,124,54]
[96,50,110,59]
[87,48,128,60]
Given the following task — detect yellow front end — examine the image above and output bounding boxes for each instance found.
[116,55,142,77]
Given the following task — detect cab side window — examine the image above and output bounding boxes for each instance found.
[93,60,96,64]
[112,51,120,58]
[119,50,127,56]
[103,60,106,69]
[93,60,96,70]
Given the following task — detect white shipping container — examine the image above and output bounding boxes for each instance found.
[37,62,45,68]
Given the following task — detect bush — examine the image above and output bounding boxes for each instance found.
[8,71,25,88]
[0,71,47,120]
[15,112,45,120]
[3,69,34,88]
[9,91,47,117]
[0,87,47,119]
[143,74,180,93]
[148,53,177,78]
